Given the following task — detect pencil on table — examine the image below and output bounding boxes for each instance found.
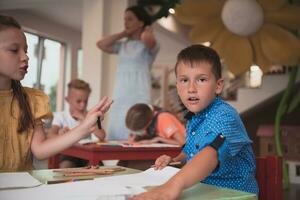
[151,161,182,168]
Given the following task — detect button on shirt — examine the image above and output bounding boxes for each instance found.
[183,97,258,194]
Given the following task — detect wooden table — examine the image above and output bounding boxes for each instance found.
[48,143,181,168]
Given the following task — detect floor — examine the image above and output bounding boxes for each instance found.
[283,184,300,200]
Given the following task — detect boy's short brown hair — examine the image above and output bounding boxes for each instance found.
[175,44,222,80]
[67,79,91,93]
[125,103,153,131]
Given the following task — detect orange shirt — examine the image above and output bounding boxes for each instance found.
[156,112,186,139]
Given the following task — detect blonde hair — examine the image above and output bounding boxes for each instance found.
[67,79,91,93]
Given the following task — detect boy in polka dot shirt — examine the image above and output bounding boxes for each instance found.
[130,44,258,200]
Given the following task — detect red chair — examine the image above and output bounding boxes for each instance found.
[48,154,60,169]
[256,155,282,200]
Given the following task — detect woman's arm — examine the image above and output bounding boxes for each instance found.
[31,97,113,160]
[96,31,127,53]
[141,26,156,49]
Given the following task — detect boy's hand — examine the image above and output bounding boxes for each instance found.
[129,181,181,200]
[153,155,172,170]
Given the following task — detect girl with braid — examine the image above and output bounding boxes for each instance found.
[0,15,113,172]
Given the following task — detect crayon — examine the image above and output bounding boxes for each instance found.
[47,178,93,184]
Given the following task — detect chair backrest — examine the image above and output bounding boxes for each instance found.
[48,155,60,169]
[256,156,282,200]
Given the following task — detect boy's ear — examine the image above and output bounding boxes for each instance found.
[215,78,224,95]
[65,96,69,103]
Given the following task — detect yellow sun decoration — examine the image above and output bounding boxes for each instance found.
[174,0,300,76]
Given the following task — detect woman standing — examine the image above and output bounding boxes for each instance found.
[97,5,159,140]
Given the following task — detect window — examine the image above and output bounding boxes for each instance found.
[22,32,65,112]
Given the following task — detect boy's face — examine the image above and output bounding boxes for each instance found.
[176,61,224,113]
[65,88,90,114]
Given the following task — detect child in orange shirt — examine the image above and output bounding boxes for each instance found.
[125,103,185,146]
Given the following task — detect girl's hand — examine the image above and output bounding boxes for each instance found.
[153,155,172,170]
[58,127,70,135]
[71,110,86,121]
[81,96,113,132]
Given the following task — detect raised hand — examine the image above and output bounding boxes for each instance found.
[81,96,113,132]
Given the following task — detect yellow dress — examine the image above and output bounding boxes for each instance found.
[0,87,52,172]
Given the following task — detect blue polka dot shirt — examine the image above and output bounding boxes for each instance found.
[183,96,258,194]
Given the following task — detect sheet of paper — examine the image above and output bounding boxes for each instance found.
[130,143,180,147]
[0,172,41,189]
[120,142,180,148]
[94,166,180,187]
[78,137,99,145]
[0,179,142,200]
[0,167,178,200]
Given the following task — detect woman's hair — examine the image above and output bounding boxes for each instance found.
[0,15,34,133]
[125,103,153,131]
[175,44,222,80]
[67,79,91,93]
[126,5,152,27]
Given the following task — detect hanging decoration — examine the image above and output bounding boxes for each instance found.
[174,0,300,75]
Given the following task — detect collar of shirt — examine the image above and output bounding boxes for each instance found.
[185,96,221,120]
[185,96,222,130]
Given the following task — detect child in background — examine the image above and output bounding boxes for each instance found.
[48,79,106,168]
[0,15,113,172]
[130,45,258,200]
[125,103,185,146]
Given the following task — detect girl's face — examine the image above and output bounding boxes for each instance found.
[124,10,144,35]
[0,27,28,82]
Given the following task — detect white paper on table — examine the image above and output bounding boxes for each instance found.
[134,143,180,147]
[78,134,99,145]
[0,167,178,200]
[94,166,180,187]
[0,172,42,189]
[0,179,142,200]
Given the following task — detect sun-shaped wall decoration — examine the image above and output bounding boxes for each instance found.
[174,0,300,75]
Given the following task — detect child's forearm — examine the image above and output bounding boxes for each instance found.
[172,146,218,189]
[32,123,90,159]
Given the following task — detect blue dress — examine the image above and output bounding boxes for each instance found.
[107,39,159,140]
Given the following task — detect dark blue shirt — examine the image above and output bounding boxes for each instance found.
[183,97,258,194]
